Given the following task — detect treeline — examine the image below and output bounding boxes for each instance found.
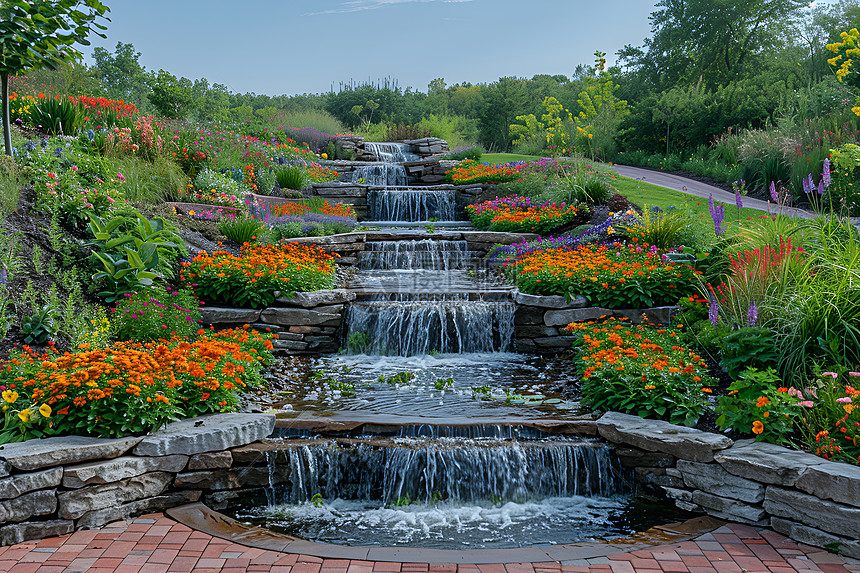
[16,0,860,159]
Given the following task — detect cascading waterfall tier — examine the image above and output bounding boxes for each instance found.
[368,188,456,221]
[346,293,515,356]
[263,437,626,506]
[352,164,408,187]
[364,142,421,163]
[360,240,470,271]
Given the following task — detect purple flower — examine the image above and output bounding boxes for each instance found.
[769,182,778,203]
[708,295,720,327]
[817,180,825,196]
[802,177,811,194]
[747,300,758,326]
[709,195,726,236]
[823,158,831,188]
[735,190,743,211]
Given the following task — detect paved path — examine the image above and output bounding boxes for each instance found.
[612,165,813,219]
[1,513,857,573]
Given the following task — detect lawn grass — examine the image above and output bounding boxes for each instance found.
[611,175,777,236]
[481,153,542,165]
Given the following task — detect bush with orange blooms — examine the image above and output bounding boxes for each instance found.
[0,327,275,442]
[567,318,714,426]
[181,242,337,308]
[509,241,701,308]
[466,196,586,234]
[445,160,528,185]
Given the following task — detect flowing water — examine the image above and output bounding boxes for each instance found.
[237,174,687,549]
[352,164,408,187]
[364,142,421,163]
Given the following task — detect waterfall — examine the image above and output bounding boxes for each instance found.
[364,142,421,163]
[263,438,626,506]
[352,164,408,187]
[368,189,456,221]
[346,294,515,356]
[360,240,470,271]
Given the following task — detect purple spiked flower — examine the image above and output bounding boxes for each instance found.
[769,182,778,202]
[735,190,743,212]
[802,176,811,194]
[747,300,758,326]
[709,295,719,327]
[818,179,825,196]
[823,158,831,188]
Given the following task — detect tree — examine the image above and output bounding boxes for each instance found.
[92,42,150,109]
[0,0,110,155]
[147,70,195,119]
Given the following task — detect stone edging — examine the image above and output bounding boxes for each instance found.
[0,411,859,560]
[598,411,860,559]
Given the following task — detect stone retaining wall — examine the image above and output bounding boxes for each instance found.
[333,136,448,161]
[1,410,860,560]
[200,290,355,355]
[513,291,680,354]
[0,414,275,545]
[598,411,860,559]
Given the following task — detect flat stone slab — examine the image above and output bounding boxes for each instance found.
[259,307,342,327]
[201,307,262,325]
[514,292,588,309]
[274,289,356,308]
[58,471,173,520]
[597,412,733,462]
[133,414,275,456]
[0,435,141,471]
[714,439,827,487]
[677,460,765,503]
[0,468,62,499]
[690,490,767,525]
[771,517,860,560]
[764,486,860,540]
[62,455,189,488]
[795,461,860,508]
[545,307,615,327]
[0,519,73,546]
[0,490,56,523]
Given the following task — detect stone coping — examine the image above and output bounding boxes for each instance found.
[166,503,721,564]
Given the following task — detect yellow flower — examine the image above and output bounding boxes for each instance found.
[188,209,195,216]
[39,404,51,418]
[2,390,18,404]
[18,409,29,423]
[321,153,328,159]
[607,226,615,235]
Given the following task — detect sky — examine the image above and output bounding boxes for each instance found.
[81,0,832,97]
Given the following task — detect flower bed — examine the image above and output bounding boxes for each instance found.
[181,243,338,309]
[445,160,528,185]
[466,196,585,234]
[567,318,714,426]
[508,241,701,308]
[0,327,274,442]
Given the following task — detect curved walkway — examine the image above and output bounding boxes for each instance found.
[612,165,814,219]
[1,512,858,573]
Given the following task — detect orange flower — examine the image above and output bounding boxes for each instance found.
[756,396,771,408]
[752,421,764,434]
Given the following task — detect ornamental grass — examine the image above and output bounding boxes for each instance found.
[508,241,701,308]
[466,196,584,234]
[0,327,274,442]
[181,242,337,309]
[567,318,714,427]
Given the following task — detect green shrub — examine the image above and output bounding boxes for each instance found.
[193,168,242,199]
[623,207,693,250]
[219,215,265,244]
[30,96,85,136]
[274,165,306,191]
[569,319,714,427]
[441,146,483,162]
[113,286,201,342]
[715,368,797,444]
[718,327,780,379]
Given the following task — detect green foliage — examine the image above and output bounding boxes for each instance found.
[623,207,692,250]
[542,164,612,205]
[218,215,265,245]
[273,165,306,191]
[378,371,416,385]
[717,327,779,379]
[112,286,201,342]
[91,247,159,303]
[20,304,56,345]
[441,146,483,162]
[346,332,370,353]
[715,368,798,445]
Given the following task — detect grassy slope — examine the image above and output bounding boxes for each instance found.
[611,175,776,236]
[480,153,542,164]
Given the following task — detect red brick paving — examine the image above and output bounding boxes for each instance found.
[0,516,857,573]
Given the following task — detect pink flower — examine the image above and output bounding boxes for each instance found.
[850,372,860,377]
[72,165,78,171]
[837,397,852,403]
[823,372,838,379]
[799,401,814,408]
[117,172,126,182]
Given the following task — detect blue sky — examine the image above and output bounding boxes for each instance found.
[81,0,817,96]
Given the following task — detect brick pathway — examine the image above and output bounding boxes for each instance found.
[0,514,857,573]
